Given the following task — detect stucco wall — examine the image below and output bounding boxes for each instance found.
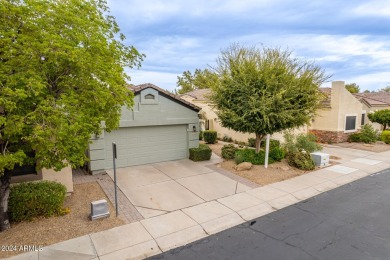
[40,166,73,193]
[311,81,364,133]
[362,102,390,131]
[88,88,200,173]
[183,96,307,144]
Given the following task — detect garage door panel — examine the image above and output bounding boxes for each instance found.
[104,125,188,169]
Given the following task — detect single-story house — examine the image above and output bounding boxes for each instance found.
[309,81,366,143]
[353,92,390,130]
[88,83,200,174]
[180,89,307,143]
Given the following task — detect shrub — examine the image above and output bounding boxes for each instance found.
[222,135,233,142]
[381,130,390,144]
[234,148,274,165]
[283,132,322,154]
[269,146,285,161]
[203,130,217,144]
[221,144,237,159]
[348,133,361,143]
[260,139,281,150]
[347,125,379,144]
[247,138,256,148]
[199,131,203,140]
[287,151,315,170]
[189,144,212,161]
[9,181,67,222]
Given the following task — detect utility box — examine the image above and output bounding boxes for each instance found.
[310,152,330,167]
[90,199,110,220]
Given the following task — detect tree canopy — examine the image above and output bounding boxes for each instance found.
[379,86,390,93]
[0,0,144,172]
[210,44,330,152]
[368,109,390,130]
[345,83,360,93]
[176,68,219,94]
[0,0,144,231]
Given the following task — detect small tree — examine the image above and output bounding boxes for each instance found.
[210,44,330,153]
[176,69,219,94]
[345,83,360,93]
[368,109,390,130]
[379,86,390,93]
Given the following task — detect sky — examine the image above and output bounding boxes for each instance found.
[107,0,390,92]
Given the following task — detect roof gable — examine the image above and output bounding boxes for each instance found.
[128,83,200,112]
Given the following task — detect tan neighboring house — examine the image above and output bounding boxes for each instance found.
[309,81,366,143]
[181,81,390,145]
[353,92,390,130]
[180,89,307,143]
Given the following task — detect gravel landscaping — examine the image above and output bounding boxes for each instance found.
[0,182,124,258]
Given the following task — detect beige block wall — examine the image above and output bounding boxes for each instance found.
[311,81,364,133]
[40,166,73,193]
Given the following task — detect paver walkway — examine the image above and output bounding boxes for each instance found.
[7,146,390,260]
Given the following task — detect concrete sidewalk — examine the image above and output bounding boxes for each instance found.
[7,146,390,260]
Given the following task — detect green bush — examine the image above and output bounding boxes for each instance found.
[269,146,285,161]
[348,133,361,143]
[9,181,67,222]
[381,130,390,144]
[221,144,238,159]
[260,139,281,150]
[287,151,315,170]
[248,138,280,149]
[283,132,322,154]
[347,125,379,144]
[248,138,256,148]
[189,144,212,161]
[234,148,274,165]
[199,131,203,140]
[222,135,233,142]
[203,130,217,144]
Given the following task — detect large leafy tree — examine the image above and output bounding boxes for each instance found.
[368,109,390,130]
[176,68,219,94]
[210,44,329,153]
[345,83,360,93]
[0,0,144,231]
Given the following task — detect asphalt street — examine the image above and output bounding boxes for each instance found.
[150,168,390,260]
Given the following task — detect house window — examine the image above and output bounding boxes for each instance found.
[144,94,155,100]
[205,120,210,130]
[361,113,365,125]
[345,115,357,131]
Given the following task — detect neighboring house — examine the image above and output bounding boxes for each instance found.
[310,81,365,143]
[353,92,390,130]
[180,89,307,143]
[88,83,200,174]
[180,89,256,143]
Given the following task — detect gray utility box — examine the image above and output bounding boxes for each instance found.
[90,199,110,220]
[310,152,330,167]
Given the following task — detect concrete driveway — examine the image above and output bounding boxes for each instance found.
[106,156,252,219]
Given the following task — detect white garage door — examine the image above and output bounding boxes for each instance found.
[104,125,188,169]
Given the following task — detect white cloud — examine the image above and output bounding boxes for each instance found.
[353,0,390,17]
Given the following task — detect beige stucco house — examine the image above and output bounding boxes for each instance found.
[180,89,307,143]
[309,81,366,143]
[181,81,390,145]
[353,92,390,130]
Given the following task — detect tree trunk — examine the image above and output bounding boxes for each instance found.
[255,134,264,153]
[0,171,11,232]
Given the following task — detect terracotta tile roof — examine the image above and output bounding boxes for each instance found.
[319,87,331,108]
[128,83,201,112]
[180,89,212,101]
[353,93,390,107]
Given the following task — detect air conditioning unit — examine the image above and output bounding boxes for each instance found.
[310,152,330,167]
